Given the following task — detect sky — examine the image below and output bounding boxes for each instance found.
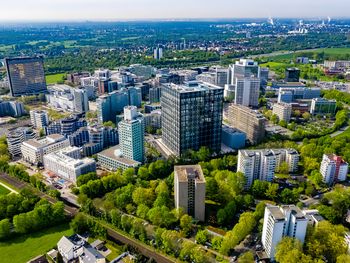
[1,0,350,21]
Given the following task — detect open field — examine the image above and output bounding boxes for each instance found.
[0,224,72,263]
[0,184,10,195]
[45,73,65,84]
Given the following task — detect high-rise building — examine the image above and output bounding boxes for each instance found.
[6,127,36,157]
[5,56,47,97]
[320,154,349,185]
[72,89,89,113]
[234,78,260,107]
[230,59,260,83]
[0,100,26,117]
[237,149,300,188]
[45,115,87,137]
[227,104,266,145]
[96,90,129,123]
[273,103,292,123]
[285,68,300,82]
[174,165,206,221]
[128,87,142,108]
[310,98,337,115]
[161,81,223,156]
[154,46,163,60]
[262,205,308,260]
[30,110,49,129]
[260,68,269,87]
[118,106,144,163]
[149,87,161,103]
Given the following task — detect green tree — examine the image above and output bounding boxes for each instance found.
[278,162,290,174]
[275,237,313,263]
[0,218,11,239]
[180,214,193,236]
[195,230,209,245]
[238,251,255,263]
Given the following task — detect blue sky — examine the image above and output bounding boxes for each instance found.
[1,0,349,21]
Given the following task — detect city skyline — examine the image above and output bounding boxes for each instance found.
[1,0,350,21]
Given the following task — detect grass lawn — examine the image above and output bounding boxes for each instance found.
[0,184,10,196]
[0,223,73,263]
[45,73,65,84]
[105,241,123,262]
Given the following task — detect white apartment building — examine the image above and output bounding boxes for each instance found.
[320,154,349,185]
[262,205,308,260]
[238,149,300,188]
[174,165,206,222]
[43,147,96,183]
[272,103,292,123]
[7,127,36,157]
[21,134,70,166]
[30,110,49,129]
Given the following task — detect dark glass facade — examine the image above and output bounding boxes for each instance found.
[5,56,47,97]
[161,82,223,156]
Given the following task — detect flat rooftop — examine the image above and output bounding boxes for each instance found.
[166,81,223,93]
[267,206,285,220]
[175,165,206,183]
[24,134,66,148]
[97,145,141,166]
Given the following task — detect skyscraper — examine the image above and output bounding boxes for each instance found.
[174,165,206,221]
[30,110,49,129]
[154,46,163,60]
[73,89,89,113]
[234,78,260,107]
[5,56,47,97]
[262,205,308,260]
[161,81,224,156]
[230,59,260,84]
[285,68,300,82]
[118,106,144,163]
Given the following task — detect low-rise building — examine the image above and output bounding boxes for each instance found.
[0,100,26,117]
[310,98,337,115]
[21,134,70,166]
[221,125,246,149]
[43,147,96,183]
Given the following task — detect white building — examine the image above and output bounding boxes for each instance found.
[262,205,308,260]
[237,149,300,188]
[7,127,36,157]
[43,147,96,183]
[174,165,206,221]
[30,110,49,129]
[21,134,70,166]
[273,103,292,123]
[234,78,260,108]
[320,154,349,185]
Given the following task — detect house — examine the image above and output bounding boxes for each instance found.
[79,246,105,263]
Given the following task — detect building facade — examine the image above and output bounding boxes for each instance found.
[234,78,260,108]
[310,98,337,115]
[161,81,223,156]
[30,110,49,129]
[7,127,36,157]
[320,154,349,185]
[174,165,206,221]
[273,103,292,123]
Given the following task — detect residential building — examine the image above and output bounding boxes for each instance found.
[262,205,308,260]
[21,134,70,166]
[174,165,206,221]
[154,46,163,60]
[5,56,47,97]
[221,125,246,149]
[234,77,260,107]
[227,104,266,145]
[30,110,49,129]
[273,103,292,123]
[0,100,26,117]
[310,98,337,115]
[320,154,349,185]
[118,106,144,163]
[161,81,223,156]
[7,127,36,157]
[285,68,300,82]
[237,149,300,188]
[43,147,96,183]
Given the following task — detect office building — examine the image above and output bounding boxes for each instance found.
[260,67,269,87]
[97,145,141,171]
[277,87,321,103]
[224,84,235,99]
[96,89,129,123]
[5,56,47,97]
[118,106,144,163]
[128,87,142,108]
[0,100,26,117]
[310,98,337,115]
[234,77,260,107]
[262,205,308,260]
[285,68,300,82]
[144,110,162,130]
[46,115,87,137]
[66,72,90,85]
[21,134,70,166]
[196,67,229,88]
[320,154,349,185]
[237,149,300,188]
[161,81,223,156]
[30,110,49,129]
[43,147,96,183]
[7,127,36,157]
[149,87,161,103]
[221,125,246,150]
[72,89,89,113]
[230,59,260,84]
[273,103,292,122]
[227,104,266,145]
[174,165,206,221]
[154,46,163,60]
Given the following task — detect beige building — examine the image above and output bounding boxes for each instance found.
[21,134,70,166]
[273,103,292,123]
[174,165,206,221]
[227,104,266,145]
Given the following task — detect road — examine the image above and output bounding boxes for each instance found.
[330,125,349,138]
